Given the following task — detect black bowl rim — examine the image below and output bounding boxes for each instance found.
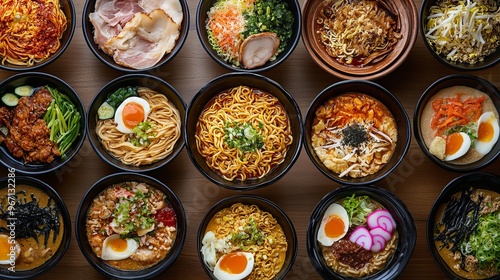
[196,194,298,280]
[0,71,87,174]
[86,73,186,172]
[300,0,419,80]
[74,172,187,280]
[81,0,190,73]
[195,0,302,73]
[307,185,417,280]
[303,79,412,185]
[425,172,500,280]
[413,74,500,172]
[0,176,72,280]
[0,0,77,71]
[184,72,303,190]
[419,0,500,71]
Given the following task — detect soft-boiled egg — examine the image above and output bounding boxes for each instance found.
[101,234,139,261]
[475,112,499,155]
[0,234,20,265]
[213,251,254,280]
[114,96,151,134]
[444,132,471,161]
[317,203,349,246]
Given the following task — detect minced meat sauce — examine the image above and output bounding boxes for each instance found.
[330,239,373,269]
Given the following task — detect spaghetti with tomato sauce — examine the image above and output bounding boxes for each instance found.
[0,0,67,66]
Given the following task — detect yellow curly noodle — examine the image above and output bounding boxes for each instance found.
[195,85,293,181]
[0,0,67,66]
[97,87,182,166]
[316,0,401,65]
[205,203,288,279]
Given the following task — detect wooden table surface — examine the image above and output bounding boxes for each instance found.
[1,0,499,279]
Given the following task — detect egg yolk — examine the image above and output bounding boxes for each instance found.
[122,102,145,129]
[109,237,128,252]
[478,121,494,142]
[0,235,10,261]
[325,215,345,238]
[445,132,464,155]
[219,252,247,274]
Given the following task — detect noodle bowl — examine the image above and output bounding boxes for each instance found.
[195,85,292,181]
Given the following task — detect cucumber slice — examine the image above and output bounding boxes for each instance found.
[14,85,34,96]
[97,102,115,119]
[2,93,19,106]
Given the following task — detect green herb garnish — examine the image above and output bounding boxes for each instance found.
[223,122,264,153]
[129,121,155,147]
[230,218,266,249]
[342,194,377,227]
[446,123,478,145]
[113,190,155,237]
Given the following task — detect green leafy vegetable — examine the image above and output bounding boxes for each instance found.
[105,86,138,109]
[129,121,155,147]
[460,211,500,269]
[342,194,377,227]
[43,86,81,158]
[223,121,264,153]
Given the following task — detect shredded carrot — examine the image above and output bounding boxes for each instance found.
[431,94,485,136]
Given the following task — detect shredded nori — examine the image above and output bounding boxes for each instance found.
[0,190,61,247]
[342,123,368,147]
[434,187,482,270]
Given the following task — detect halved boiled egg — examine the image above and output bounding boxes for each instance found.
[444,132,471,161]
[0,234,20,265]
[475,112,499,155]
[317,203,349,246]
[213,251,254,280]
[114,96,151,134]
[101,234,139,260]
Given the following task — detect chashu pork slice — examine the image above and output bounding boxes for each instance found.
[239,32,280,69]
[140,0,184,25]
[104,9,180,70]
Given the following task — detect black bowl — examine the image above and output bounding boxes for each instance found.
[0,0,76,71]
[75,172,187,280]
[414,74,500,172]
[196,0,301,72]
[307,185,416,279]
[303,80,411,185]
[426,172,500,279]
[420,0,500,71]
[197,195,297,279]
[87,74,186,172]
[82,0,189,72]
[0,72,87,174]
[0,176,71,280]
[184,72,303,190]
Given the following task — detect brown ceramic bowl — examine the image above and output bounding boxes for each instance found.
[301,0,418,80]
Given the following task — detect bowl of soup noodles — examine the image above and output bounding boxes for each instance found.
[414,74,500,172]
[427,172,500,279]
[197,195,297,280]
[87,74,185,172]
[307,185,416,279]
[185,72,303,190]
[0,176,71,280]
[304,80,411,185]
[75,172,186,279]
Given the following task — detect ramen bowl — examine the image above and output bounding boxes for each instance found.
[307,184,416,279]
[427,172,500,279]
[414,75,500,173]
[301,0,418,80]
[420,0,500,71]
[197,195,297,279]
[0,0,76,71]
[196,0,301,72]
[304,80,411,185]
[0,72,87,174]
[0,176,71,280]
[87,74,186,172]
[82,0,189,72]
[185,72,303,190]
[75,172,187,280]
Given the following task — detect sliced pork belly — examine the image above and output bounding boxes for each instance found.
[140,0,184,24]
[104,9,180,69]
[94,0,143,27]
[89,11,122,49]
